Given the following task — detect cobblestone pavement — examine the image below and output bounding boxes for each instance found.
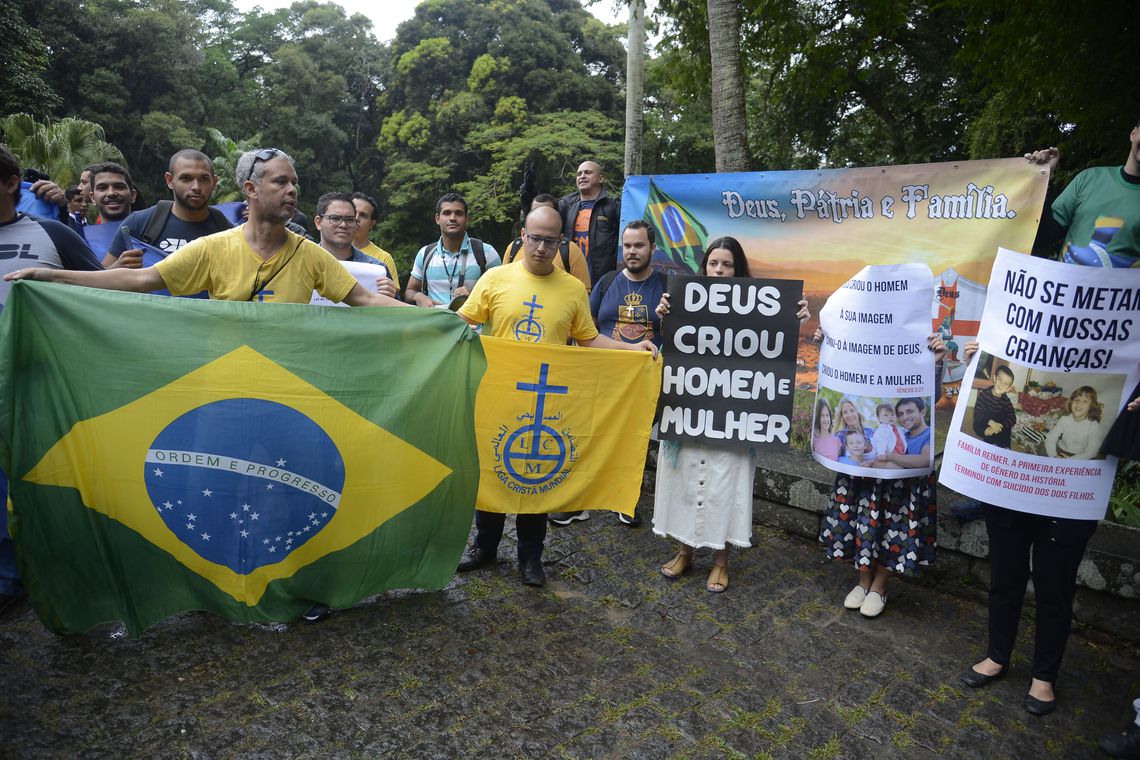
[2,497,1137,759]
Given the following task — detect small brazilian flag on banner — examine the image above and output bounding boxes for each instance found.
[0,282,484,636]
[646,178,708,274]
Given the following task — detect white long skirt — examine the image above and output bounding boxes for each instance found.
[652,439,756,550]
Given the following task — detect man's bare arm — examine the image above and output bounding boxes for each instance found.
[4,265,166,292]
[341,282,410,307]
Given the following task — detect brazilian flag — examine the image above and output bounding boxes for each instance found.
[645,179,709,273]
[0,282,484,636]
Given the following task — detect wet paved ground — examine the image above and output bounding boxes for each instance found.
[2,495,1138,759]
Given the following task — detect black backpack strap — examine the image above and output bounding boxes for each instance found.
[596,270,620,301]
[560,240,571,271]
[140,200,173,245]
[418,244,434,294]
[456,238,486,290]
[206,206,234,232]
[470,238,487,273]
[505,237,523,264]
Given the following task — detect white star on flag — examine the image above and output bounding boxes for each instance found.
[153,468,164,477]
[276,458,287,466]
[202,488,213,497]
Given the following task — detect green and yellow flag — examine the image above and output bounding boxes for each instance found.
[474,336,661,516]
[0,282,484,636]
[646,178,709,273]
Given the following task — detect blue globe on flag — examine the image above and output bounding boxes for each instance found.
[144,398,345,573]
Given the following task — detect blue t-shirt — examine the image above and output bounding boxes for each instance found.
[590,270,666,347]
[108,206,233,298]
[904,425,933,456]
[109,206,231,258]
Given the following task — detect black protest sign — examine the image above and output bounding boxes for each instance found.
[658,276,804,447]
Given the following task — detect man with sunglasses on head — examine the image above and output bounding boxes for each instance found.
[5,148,406,309]
[315,192,396,298]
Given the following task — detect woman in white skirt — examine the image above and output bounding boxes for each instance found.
[653,236,809,592]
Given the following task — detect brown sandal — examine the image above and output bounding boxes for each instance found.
[706,564,729,593]
[660,551,692,578]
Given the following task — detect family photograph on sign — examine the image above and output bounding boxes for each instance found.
[959,351,1124,461]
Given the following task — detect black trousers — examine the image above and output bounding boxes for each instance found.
[984,506,1098,683]
[474,510,547,562]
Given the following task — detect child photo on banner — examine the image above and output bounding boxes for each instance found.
[812,263,936,479]
[940,249,1140,520]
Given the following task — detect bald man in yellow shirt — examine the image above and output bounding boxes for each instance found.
[456,205,655,587]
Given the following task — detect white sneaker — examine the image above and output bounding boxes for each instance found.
[860,591,887,618]
[843,585,868,609]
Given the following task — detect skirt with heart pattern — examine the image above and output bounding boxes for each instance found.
[818,473,937,575]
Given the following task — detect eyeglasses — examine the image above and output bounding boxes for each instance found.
[525,233,560,249]
[244,148,280,184]
[321,214,358,227]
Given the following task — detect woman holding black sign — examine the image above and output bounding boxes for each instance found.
[653,237,810,592]
[813,327,946,617]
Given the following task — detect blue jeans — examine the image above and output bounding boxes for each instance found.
[0,468,23,597]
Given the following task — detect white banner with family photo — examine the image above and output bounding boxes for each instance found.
[812,264,936,478]
[940,249,1140,520]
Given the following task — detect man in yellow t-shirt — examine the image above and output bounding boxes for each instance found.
[351,192,401,289]
[501,194,591,291]
[7,149,406,310]
[456,206,656,587]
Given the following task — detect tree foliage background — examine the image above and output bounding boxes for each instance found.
[4,0,1137,269]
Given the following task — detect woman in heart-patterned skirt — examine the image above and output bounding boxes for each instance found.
[816,330,945,618]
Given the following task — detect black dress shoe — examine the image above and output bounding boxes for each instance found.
[959,665,1005,688]
[1024,694,1056,716]
[1099,722,1140,759]
[457,546,495,572]
[519,558,545,587]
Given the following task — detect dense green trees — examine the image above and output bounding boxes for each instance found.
[374,0,627,253]
[2,0,1136,267]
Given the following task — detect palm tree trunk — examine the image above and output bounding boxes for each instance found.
[624,0,647,177]
[706,0,749,172]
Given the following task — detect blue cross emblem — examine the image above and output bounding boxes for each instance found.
[513,294,545,342]
[503,363,569,485]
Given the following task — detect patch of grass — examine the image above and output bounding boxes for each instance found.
[807,734,842,760]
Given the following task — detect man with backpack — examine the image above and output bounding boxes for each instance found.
[502,194,591,291]
[405,192,500,308]
[104,149,232,273]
